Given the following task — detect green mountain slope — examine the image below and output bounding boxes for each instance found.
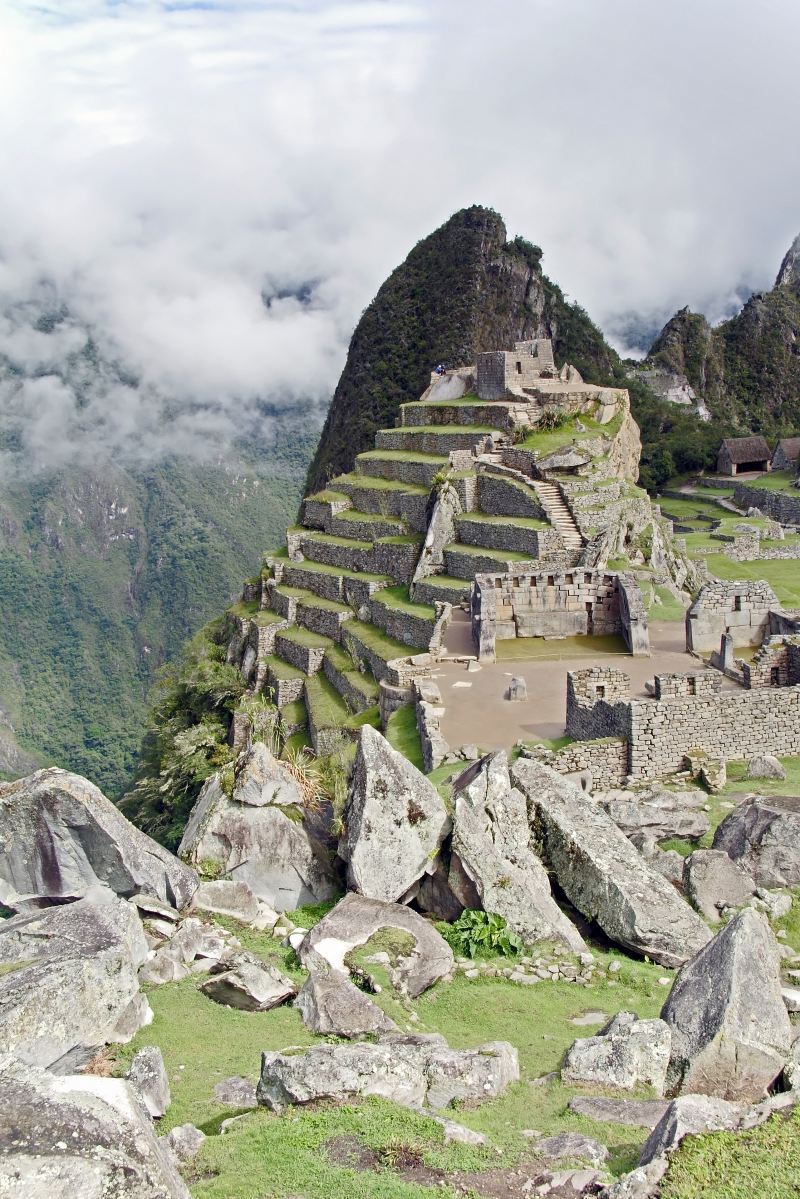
[305,205,618,492]
[647,234,800,432]
[0,446,313,794]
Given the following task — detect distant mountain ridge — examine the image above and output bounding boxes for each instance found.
[306,206,620,492]
[645,234,800,433]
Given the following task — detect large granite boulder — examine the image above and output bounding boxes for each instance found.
[178,744,338,910]
[192,879,260,923]
[0,1054,190,1198]
[638,1095,743,1166]
[295,969,398,1037]
[562,1012,671,1095]
[450,753,586,952]
[298,893,453,998]
[339,726,451,903]
[0,888,149,1070]
[0,768,198,911]
[713,794,800,888]
[661,908,792,1101]
[746,754,786,781]
[598,786,709,843]
[683,849,755,922]
[513,760,711,968]
[257,1034,518,1112]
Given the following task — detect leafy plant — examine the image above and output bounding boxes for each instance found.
[443,909,523,959]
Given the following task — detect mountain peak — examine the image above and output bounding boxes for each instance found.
[775,233,800,292]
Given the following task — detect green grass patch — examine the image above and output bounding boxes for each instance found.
[262,654,307,682]
[227,599,260,618]
[648,585,688,623]
[444,543,538,562]
[496,633,629,661]
[723,755,800,798]
[303,531,373,551]
[332,473,429,495]
[335,509,403,526]
[280,699,307,728]
[372,586,437,621]
[305,489,350,504]
[324,646,381,704]
[703,555,800,608]
[520,407,625,456]
[278,626,334,650]
[385,703,424,770]
[282,729,311,755]
[457,513,549,530]
[736,469,796,493]
[357,450,449,465]
[305,673,351,730]
[661,1104,800,1199]
[345,621,425,662]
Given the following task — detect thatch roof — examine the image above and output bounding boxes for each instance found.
[773,437,800,461]
[719,435,771,463]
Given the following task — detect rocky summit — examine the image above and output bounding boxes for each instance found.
[2,209,800,1199]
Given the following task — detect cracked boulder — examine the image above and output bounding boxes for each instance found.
[339,726,451,903]
[127,1046,170,1119]
[178,745,338,910]
[298,893,453,998]
[450,753,586,952]
[638,1095,743,1166]
[597,785,709,843]
[0,888,149,1070]
[199,952,296,1012]
[257,1034,518,1112]
[0,1054,190,1198]
[562,1012,671,1095]
[0,768,198,911]
[513,759,711,968]
[661,908,792,1101]
[713,794,800,888]
[295,969,397,1038]
[683,849,755,922]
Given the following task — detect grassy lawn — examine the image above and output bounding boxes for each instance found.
[456,513,548,530]
[385,703,424,770]
[358,450,449,465]
[392,424,495,435]
[736,469,796,493]
[305,673,350,730]
[648,585,687,623]
[262,654,307,681]
[444,543,538,563]
[324,646,380,704]
[278,627,334,650]
[496,633,629,661]
[286,559,390,585]
[303,531,373,551]
[703,555,800,607]
[333,473,429,495]
[335,510,403,526]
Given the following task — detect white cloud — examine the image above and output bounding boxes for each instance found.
[1,0,799,468]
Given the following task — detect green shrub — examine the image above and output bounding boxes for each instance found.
[441,910,523,959]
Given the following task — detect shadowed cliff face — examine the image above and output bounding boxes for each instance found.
[305,206,618,493]
[647,235,800,433]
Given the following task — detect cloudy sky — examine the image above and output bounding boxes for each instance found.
[1,0,799,468]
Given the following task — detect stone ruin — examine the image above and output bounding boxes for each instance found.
[471,568,650,661]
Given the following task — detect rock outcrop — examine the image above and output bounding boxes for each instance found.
[0,889,149,1070]
[199,953,296,1012]
[638,1095,743,1166]
[562,1012,671,1095]
[683,849,755,922]
[598,786,709,844]
[661,908,792,1101]
[298,893,453,998]
[713,794,800,888]
[128,1046,171,1119]
[513,759,711,967]
[339,726,450,903]
[257,1034,518,1112]
[450,753,585,951]
[178,744,338,910]
[295,970,398,1038]
[0,1054,190,1198]
[0,768,198,911]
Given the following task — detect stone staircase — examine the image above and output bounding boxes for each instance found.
[531,479,584,550]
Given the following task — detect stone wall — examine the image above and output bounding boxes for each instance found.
[686,579,779,652]
[414,679,449,772]
[565,668,634,741]
[742,636,800,689]
[472,570,649,661]
[520,737,629,790]
[733,482,800,526]
[476,340,556,400]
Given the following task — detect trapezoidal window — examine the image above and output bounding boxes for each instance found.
[734,595,743,612]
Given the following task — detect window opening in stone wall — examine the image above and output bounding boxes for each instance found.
[687,677,696,695]
[734,595,743,612]
[516,361,522,374]
[596,685,605,699]
[771,667,781,686]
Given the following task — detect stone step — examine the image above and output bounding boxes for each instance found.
[400,399,523,432]
[323,644,380,713]
[531,479,584,547]
[302,489,352,530]
[412,575,472,605]
[443,543,538,579]
[298,530,422,584]
[330,474,429,533]
[456,513,548,557]
[355,449,448,489]
[369,586,437,650]
[375,425,502,456]
[262,654,307,707]
[341,619,426,683]
[274,626,335,675]
[326,510,407,542]
[280,560,390,608]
